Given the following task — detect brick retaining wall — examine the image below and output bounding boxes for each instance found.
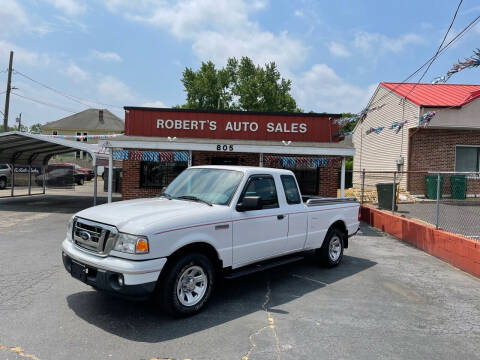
[361,205,480,278]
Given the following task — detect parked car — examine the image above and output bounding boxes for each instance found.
[73,164,95,181]
[35,163,86,186]
[0,164,11,189]
[62,166,360,316]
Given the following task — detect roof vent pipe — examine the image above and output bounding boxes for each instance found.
[99,109,104,123]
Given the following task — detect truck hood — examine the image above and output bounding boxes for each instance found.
[75,198,230,235]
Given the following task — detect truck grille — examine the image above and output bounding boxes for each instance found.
[73,218,118,255]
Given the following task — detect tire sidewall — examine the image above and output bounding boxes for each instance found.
[320,229,344,267]
[162,253,215,317]
[0,177,6,189]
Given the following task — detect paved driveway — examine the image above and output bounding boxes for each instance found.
[0,196,479,360]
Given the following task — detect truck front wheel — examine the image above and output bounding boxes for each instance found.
[159,253,215,317]
[317,228,344,267]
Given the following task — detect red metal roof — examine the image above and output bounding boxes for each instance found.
[380,82,480,107]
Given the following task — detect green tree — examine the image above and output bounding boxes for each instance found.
[0,125,16,133]
[29,123,43,133]
[340,113,358,133]
[180,56,300,112]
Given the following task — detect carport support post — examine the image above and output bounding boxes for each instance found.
[28,165,31,196]
[92,157,97,207]
[340,157,346,198]
[10,163,14,197]
[42,166,46,194]
[108,150,113,203]
[435,173,441,229]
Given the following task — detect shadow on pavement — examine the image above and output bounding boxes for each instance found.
[66,254,376,343]
[357,223,385,237]
[0,194,120,214]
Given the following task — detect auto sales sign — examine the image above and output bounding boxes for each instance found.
[124,108,341,143]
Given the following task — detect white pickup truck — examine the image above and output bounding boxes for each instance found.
[62,166,360,316]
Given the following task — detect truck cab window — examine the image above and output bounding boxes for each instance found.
[281,175,301,204]
[240,176,279,209]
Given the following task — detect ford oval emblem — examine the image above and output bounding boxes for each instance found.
[79,230,91,242]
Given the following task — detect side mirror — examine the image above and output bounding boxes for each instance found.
[236,196,262,212]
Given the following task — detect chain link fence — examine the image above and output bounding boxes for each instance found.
[346,170,480,241]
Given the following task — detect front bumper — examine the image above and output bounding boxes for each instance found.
[62,239,167,300]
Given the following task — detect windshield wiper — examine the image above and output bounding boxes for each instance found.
[176,195,213,206]
[159,192,173,200]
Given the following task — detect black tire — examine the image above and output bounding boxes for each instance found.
[0,176,6,190]
[77,177,84,185]
[159,253,215,317]
[317,228,345,267]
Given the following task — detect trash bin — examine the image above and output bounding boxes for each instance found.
[376,183,397,210]
[424,175,444,200]
[450,175,467,200]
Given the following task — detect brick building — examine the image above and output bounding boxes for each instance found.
[103,107,354,200]
[353,83,480,196]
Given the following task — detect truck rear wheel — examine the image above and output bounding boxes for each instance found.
[317,228,344,267]
[159,253,215,317]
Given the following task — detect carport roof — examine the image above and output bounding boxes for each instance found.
[0,131,109,166]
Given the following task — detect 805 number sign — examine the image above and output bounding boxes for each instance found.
[216,144,234,152]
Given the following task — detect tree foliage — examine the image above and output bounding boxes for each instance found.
[178,57,300,112]
[340,113,358,133]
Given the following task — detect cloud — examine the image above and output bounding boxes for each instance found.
[142,100,166,108]
[103,0,307,71]
[294,10,303,17]
[0,0,29,36]
[293,64,376,113]
[46,0,87,16]
[328,42,351,57]
[192,29,306,70]
[65,62,90,82]
[90,50,123,62]
[0,41,51,67]
[354,31,423,54]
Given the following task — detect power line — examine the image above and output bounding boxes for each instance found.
[367,14,480,109]
[13,69,124,111]
[403,0,463,99]
[11,92,80,114]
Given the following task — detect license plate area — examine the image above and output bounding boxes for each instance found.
[71,261,87,283]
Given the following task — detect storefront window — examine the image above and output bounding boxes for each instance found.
[140,161,188,188]
[455,146,480,172]
[291,168,319,195]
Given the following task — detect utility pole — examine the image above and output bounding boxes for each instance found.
[3,51,13,132]
[16,113,22,131]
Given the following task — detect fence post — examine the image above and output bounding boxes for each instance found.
[392,172,397,213]
[435,173,441,229]
[361,169,365,204]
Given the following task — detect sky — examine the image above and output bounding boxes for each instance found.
[1,0,480,128]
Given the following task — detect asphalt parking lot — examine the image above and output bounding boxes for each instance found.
[0,195,479,360]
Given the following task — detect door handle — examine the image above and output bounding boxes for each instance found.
[277,214,285,220]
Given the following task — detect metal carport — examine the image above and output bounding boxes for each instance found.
[0,131,109,205]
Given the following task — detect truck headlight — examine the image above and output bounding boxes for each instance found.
[114,233,149,254]
[67,216,75,241]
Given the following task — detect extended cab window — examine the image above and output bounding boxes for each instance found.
[281,175,301,204]
[240,175,279,209]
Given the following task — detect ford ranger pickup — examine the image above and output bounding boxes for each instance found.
[62,166,360,316]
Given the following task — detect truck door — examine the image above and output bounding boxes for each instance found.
[232,175,289,267]
[280,174,308,251]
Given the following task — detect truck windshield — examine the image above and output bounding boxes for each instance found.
[163,168,244,206]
